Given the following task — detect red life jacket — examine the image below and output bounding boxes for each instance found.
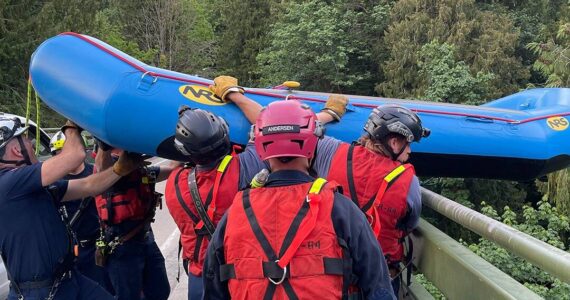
[221,179,354,300]
[329,143,414,263]
[95,167,158,225]
[164,155,239,276]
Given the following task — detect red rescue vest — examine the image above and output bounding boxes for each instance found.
[329,143,414,263]
[164,155,239,276]
[221,179,354,300]
[95,167,158,225]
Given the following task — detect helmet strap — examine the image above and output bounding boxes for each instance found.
[380,139,405,161]
[0,137,32,166]
[15,136,32,166]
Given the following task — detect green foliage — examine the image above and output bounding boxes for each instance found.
[379,0,529,100]
[209,0,276,85]
[538,169,570,218]
[257,0,390,93]
[93,9,158,64]
[414,273,446,299]
[418,40,494,104]
[0,0,102,127]
[468,201,570,299]
[526,7,570,87]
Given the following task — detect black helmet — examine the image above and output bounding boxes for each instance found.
[364,105,430,144]
[174,106,231,165]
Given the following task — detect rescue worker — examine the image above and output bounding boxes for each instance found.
[203,100,396,300]
[0,118,144,300]
[164,76,342,299]
[312,103,429,297]
[224,88,427,297]
[49,131,113,293]
[94,142,176,300]
[164,76,265,300]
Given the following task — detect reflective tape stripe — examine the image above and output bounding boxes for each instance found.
[309,178,327,194]
[217,155,233,173]
[385,165,407,183]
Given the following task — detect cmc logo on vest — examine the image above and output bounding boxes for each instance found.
[179,85,227,106]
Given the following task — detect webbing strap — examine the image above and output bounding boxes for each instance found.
[277,179,326,269]
[241,179,327,299]
[189,168,216,237]
[346,144,360,207]
[173,166,200,224]
[193,155,233,234]
[362,164,409,214]
[362,164,410,236]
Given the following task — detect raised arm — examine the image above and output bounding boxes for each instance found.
[209,75,262,124]
[226,93,262,124]
[41,121,86,187]
[317,94,348,125]
[63,152,145,201]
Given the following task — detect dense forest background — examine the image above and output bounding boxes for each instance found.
[1,0,569,298]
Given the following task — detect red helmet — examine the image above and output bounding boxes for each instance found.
[254,100,323,160]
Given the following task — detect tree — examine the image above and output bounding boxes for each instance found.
[107,0,216,76]
[468,201,570,299]
[526,6,570,87]
[257,0,391,93]
[0,0,103,127]
[417,40,494,104]
[379,0,529,101]
[208,0,276,85]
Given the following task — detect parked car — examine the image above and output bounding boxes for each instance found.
[0,112,52,299]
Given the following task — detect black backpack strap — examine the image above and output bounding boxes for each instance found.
[346,144,359,207]
[173,167,200,224]
[188,168,216,237]
[68,196,93,228]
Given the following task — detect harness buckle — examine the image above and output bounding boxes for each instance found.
[267,260,287,285]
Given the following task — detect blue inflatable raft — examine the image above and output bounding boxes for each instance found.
[30,33,570,181]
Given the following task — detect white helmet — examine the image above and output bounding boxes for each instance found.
[49,131,66,154]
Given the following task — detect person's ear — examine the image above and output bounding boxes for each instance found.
[8,142,22,158]
[387,137,398,152]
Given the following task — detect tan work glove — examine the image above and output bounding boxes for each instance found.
[112,152,147,176]
[60,120,83,134]
[321,95,349,121]
[209,76,245,102]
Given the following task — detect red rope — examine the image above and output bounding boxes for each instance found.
[58,32,570,125]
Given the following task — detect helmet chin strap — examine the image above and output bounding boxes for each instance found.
[381,140,407,162]
[0,136,33,166]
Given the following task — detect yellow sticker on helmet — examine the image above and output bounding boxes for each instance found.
[546,116,569,131]
[179,85,227,106]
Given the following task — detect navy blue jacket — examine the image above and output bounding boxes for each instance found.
[203,170,396,300]
[0,163,69,283]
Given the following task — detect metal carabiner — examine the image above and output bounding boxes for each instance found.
[267,260,288,285]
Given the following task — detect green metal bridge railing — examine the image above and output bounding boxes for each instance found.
[407,188,570,299]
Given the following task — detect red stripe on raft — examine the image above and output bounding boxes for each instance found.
[59,32,570,125]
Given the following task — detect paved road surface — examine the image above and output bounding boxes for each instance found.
[150,158,188,299]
